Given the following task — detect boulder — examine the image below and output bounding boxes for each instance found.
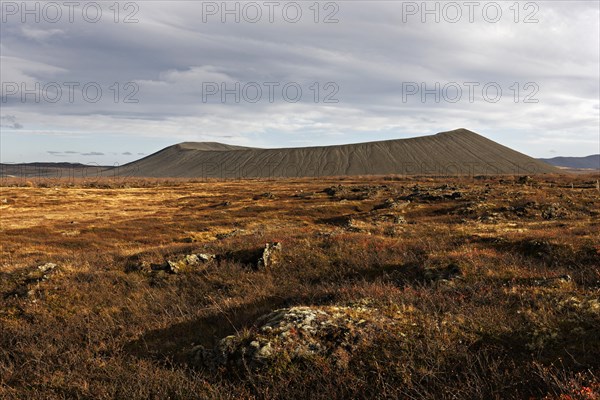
[5,263,59,299]
[323,185,383,201]
[541,203,567,220]
[152,253,216,274]
[517,176,533,185]
[373,198,410,211]
[222,242,283,270]
[193,303,392,370]
[37,263,57,274]
[378,213,406,224]
[257,242,282,270]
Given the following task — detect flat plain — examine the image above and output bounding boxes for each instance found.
[1,174,599,399]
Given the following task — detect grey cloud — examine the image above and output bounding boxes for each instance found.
[46,150,82,156]
[82,152,104,156]
[0,1,598,159]
[122,152,133,155]
[0,115,23,129]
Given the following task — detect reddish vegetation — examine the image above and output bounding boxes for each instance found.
[0,174,598,399]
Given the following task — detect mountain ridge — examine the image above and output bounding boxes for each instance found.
[538,154,600,170]
[119,129,560,178]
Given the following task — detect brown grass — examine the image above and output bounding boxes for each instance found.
[1,174,599,399]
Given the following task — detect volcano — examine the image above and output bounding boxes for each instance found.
[117,129,560,178]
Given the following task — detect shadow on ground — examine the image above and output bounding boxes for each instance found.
[123,293,337,364]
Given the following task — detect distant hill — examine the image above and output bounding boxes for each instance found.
[2,162,92,168]
[118,129,560,178]
[0,162,109,178]
[538,155,600,170]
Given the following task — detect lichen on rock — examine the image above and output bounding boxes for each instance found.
[193,302,395,371]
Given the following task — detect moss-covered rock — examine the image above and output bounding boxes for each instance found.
[193,302,396,370]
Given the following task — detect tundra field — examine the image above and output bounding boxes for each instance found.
[0,174,599,399]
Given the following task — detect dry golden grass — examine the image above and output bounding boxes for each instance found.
[0,174,599,399]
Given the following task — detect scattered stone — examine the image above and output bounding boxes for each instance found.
[3,263,59,299]
[216,229,246,240]
[541,203,567,220]
[532,274,572,287]
[422,263,463,282]
[322,185,384,201]
[507,201,539,218]
[453,202,501,222]
[152,253,216,274]
[376,213,406,224]
[193,303,392,370]
[455,203,479,216]
[324,185,346,197]
[197,253,217,262]
[37,263,57,274]
[293,190,314,199]
[394,215,406,224]
[22,263,59,285]
[480,212,501,224]
[253,192,276,200]
[403,190,444,202]
[517,176,533,185]
[315,230,342,239]
[345,218,364,232]
[257,242,282,270]
[436,184,454,190]
[223,242,283,270]
[373,198,410,211]
[321,215,365,232]
[61,230,81,237]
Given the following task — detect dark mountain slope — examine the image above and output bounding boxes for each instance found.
[118,129,561,178]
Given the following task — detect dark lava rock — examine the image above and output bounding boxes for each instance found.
[152,253,216,274]
[373,198,410,211]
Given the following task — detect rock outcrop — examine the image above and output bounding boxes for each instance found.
[192,302,394,370]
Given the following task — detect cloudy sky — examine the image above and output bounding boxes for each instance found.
[1,0,599,164]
